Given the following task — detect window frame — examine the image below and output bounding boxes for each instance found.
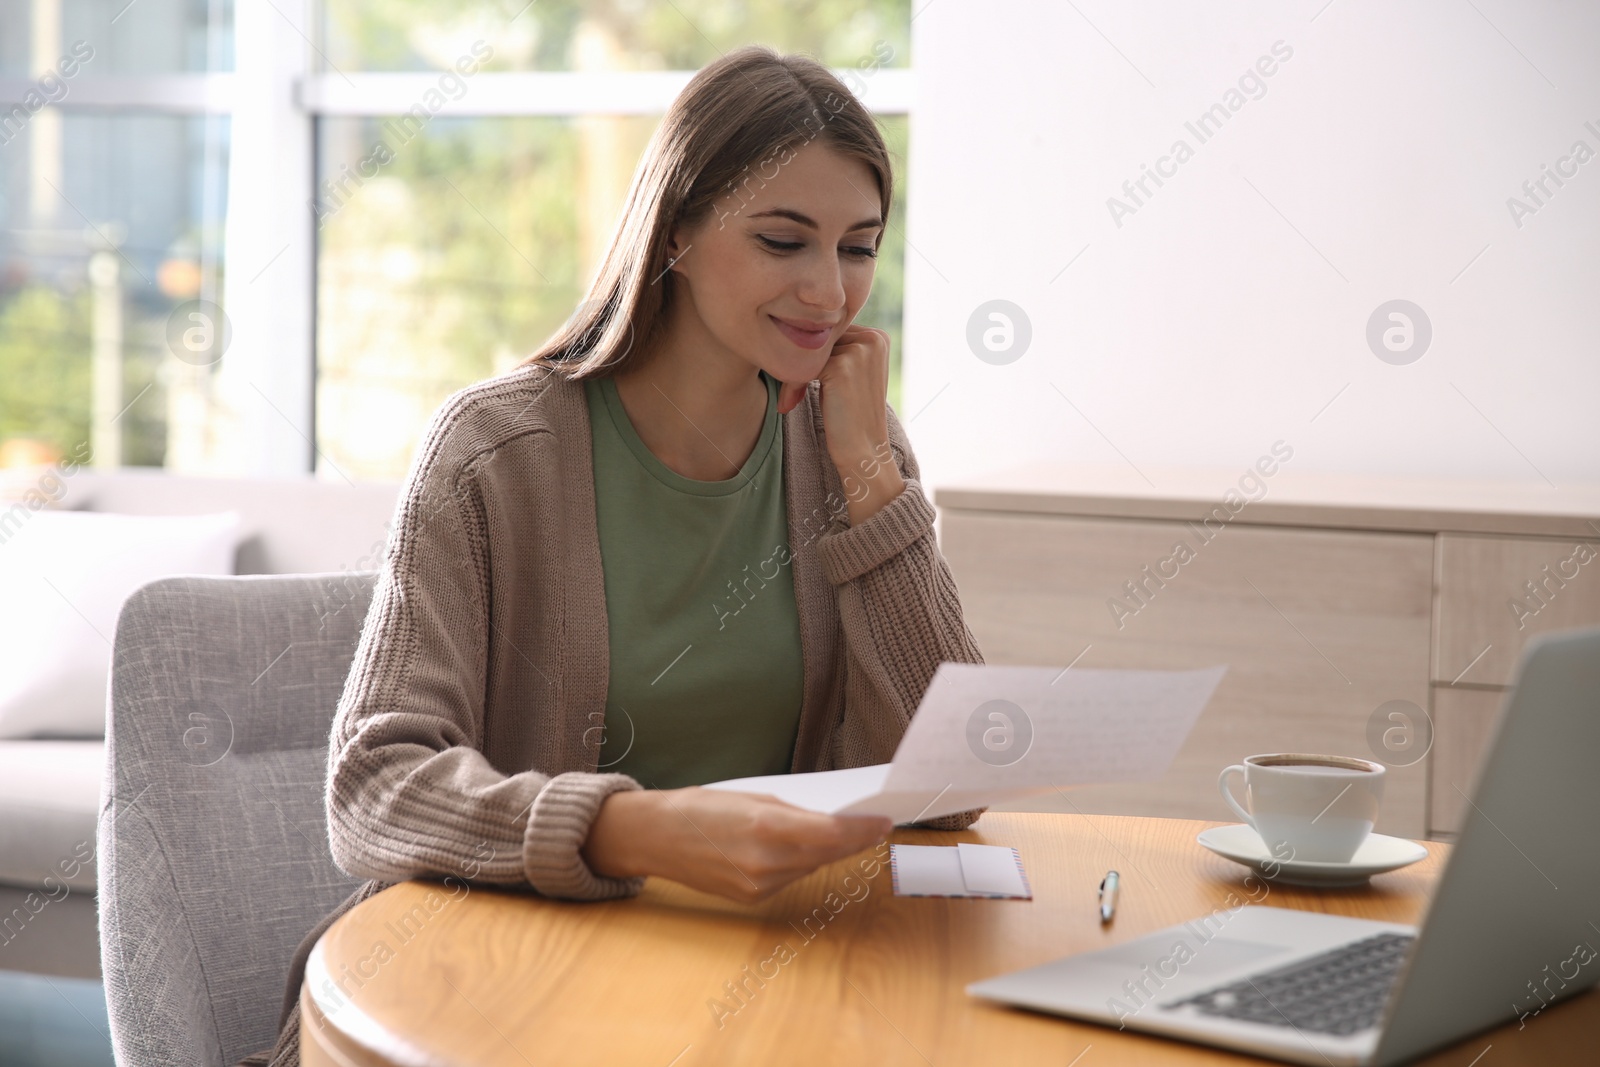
[10,1,911,477]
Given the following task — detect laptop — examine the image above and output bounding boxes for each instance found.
[966,626,1600,1065]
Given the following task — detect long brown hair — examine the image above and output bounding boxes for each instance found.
[519,44,894,380]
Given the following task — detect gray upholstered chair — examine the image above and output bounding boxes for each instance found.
[98,572,376,1066]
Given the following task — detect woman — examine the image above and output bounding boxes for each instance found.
[242,43,984,1067]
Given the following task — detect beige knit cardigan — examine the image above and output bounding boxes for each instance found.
[243,362,986,1066]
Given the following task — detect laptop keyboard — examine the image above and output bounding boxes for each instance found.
[1160,932,1415,1037]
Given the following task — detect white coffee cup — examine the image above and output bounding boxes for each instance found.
[1218,753,1386,863]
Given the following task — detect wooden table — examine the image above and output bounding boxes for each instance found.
[299,813,1597,1066]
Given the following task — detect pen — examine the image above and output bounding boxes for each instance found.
[1098,870,1119,924]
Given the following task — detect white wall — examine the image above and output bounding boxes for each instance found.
[904,0,1600,493]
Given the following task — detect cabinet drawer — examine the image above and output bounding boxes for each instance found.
[1434,534,1600,687]
[940,511,1433,838]
[1428,686,1506,836]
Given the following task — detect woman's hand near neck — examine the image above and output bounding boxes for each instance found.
[610,310,907,525]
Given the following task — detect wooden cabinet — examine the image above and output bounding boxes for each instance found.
[1434,534,1600,687]
[1425,533,1600,834]
[1428,687,1505,835]
[933,465,1600,840]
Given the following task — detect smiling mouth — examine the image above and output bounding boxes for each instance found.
[770,316,832,349]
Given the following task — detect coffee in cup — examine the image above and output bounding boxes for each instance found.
[1218,753,1386,863]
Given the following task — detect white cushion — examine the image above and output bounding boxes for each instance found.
[0,740,103,891]
[0,509,242,739]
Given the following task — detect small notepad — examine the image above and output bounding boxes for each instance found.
[889,843,1032,899]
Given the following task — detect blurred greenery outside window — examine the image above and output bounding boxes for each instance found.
[2,0,911,483]
[1,0,232,472]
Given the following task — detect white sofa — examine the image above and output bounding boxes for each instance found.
[0,468,398,977]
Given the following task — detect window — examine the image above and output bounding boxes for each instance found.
[1,1,911,482]
[0,1,232,472]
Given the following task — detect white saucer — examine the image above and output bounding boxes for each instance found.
[1197,824,1430,888]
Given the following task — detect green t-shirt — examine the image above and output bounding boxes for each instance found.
[583,368,804,789]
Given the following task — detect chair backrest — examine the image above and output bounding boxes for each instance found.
[98,572,376,1067]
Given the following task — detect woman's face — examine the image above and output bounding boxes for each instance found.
[665,139,884,386]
